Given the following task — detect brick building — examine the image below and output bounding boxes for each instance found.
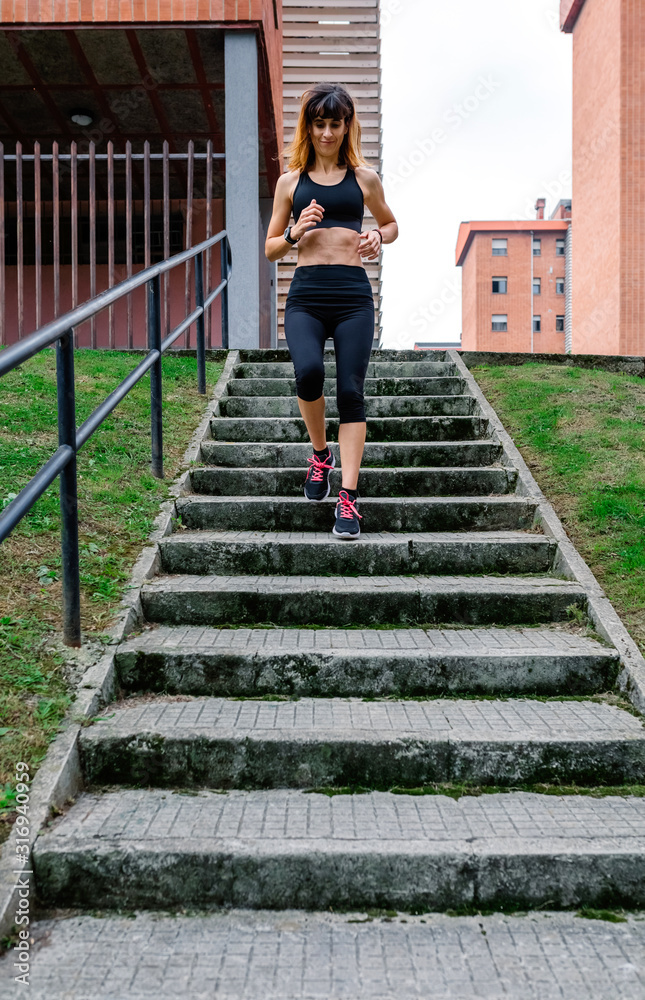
[560,0,645,355]
[0,1,283,349]
[455,198,572,353]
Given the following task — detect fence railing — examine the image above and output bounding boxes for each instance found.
[0,227,231,648]
[0,139,225,350]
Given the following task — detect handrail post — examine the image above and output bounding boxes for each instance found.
[220,237,229,350]
[56,329,81,647]
[147,275,163,478]
[195,251,206,395]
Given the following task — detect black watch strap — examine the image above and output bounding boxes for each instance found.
[284,226,299,245]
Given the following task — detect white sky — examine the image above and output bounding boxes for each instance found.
[379,0,572,348]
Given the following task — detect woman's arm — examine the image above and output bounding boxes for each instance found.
[264,172,324,262]
[356,166,399,261]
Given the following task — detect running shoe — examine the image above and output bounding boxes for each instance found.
[332,489,362,539]
[304,447,336,501]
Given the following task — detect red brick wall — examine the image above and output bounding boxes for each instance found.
[460,247,477,351]
[569,0,622,354]
[1,0,267,23]
[619,0,645,355]
[460,231,567,353]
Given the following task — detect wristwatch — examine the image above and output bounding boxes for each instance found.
[284,226,299,245]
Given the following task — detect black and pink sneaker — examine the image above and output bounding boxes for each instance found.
[304,447,336,501]
[332,490,362,539]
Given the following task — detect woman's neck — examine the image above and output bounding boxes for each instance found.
[310,155,344,176]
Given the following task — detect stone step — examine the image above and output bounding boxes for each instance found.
[176,495,537,533]
[6,910,643,1000]
[159,531,556,577]
[226,377,466,397]
[116,625,619,697]
[233,361,457,379]
[237,347,450,364]
[199,441,502,468]
[78,697,644,789]
[190,466,518,498]
[209,415,489,443]
[33,788,645,911]
[219,394,478,418]
[140,574,587,627]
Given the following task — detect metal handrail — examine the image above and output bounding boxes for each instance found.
[0,228,232,647]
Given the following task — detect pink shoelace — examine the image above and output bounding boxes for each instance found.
[336,490,362,521]
[306,451,334,483]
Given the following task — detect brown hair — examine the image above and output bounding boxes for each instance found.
[282,83,366,172]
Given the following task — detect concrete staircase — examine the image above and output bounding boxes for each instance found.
[31,349,645,917]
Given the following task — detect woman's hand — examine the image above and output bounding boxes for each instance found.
[358,230,382,260]
[292,199,325,241]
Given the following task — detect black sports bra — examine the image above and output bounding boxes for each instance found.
[292,167,364,233]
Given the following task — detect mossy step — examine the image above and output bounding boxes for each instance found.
[159,530,556,577]
[140,574,587,627]
[78,697,645,789]
[189,467,519,498]
[33,788,645,911]
[116,624,619,697]
[209,416,489,444]
[176,495,537,533]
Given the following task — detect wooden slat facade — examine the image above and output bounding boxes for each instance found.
[278,0,382,344]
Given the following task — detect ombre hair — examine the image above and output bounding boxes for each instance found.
[282,83,367,172]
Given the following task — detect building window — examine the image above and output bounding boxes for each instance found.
[556,277,565,294]
[492,313,508,331]
[556,238,565,255]
[492,276,507,293]
[533,315,541,332]
[532,238,541,255]
[492,238,507,256]
[556,315,565,332]
[533,277,541,295]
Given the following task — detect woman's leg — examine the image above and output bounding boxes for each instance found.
[333,301,375,491]
[284,301,336,500]
[284,303,328,447]
[297,394,327,452]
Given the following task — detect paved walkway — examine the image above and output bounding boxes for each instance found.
[1,911,644,999]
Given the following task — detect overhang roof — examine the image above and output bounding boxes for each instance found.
[455,219,571,267]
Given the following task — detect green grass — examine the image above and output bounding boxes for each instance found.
[303,782,645,799]
[0,348,223,841]
[472,363,645,657]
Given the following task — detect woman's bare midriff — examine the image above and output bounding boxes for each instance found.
[294,226,365,267]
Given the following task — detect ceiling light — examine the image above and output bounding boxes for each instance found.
[70,109,94,127]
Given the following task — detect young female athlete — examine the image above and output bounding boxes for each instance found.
[265,82,398,539]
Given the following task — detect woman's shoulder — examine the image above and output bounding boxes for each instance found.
[278,168,302,188]
[354,163,380,185]
[276,168,303,203]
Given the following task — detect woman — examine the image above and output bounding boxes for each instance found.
[265,82,398,539]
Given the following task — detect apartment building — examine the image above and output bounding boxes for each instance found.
[455,198,572,353]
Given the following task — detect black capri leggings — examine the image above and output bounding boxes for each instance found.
[284,264,374,423]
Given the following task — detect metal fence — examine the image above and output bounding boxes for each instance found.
[0,139,225,350]
[0,228,231,648]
